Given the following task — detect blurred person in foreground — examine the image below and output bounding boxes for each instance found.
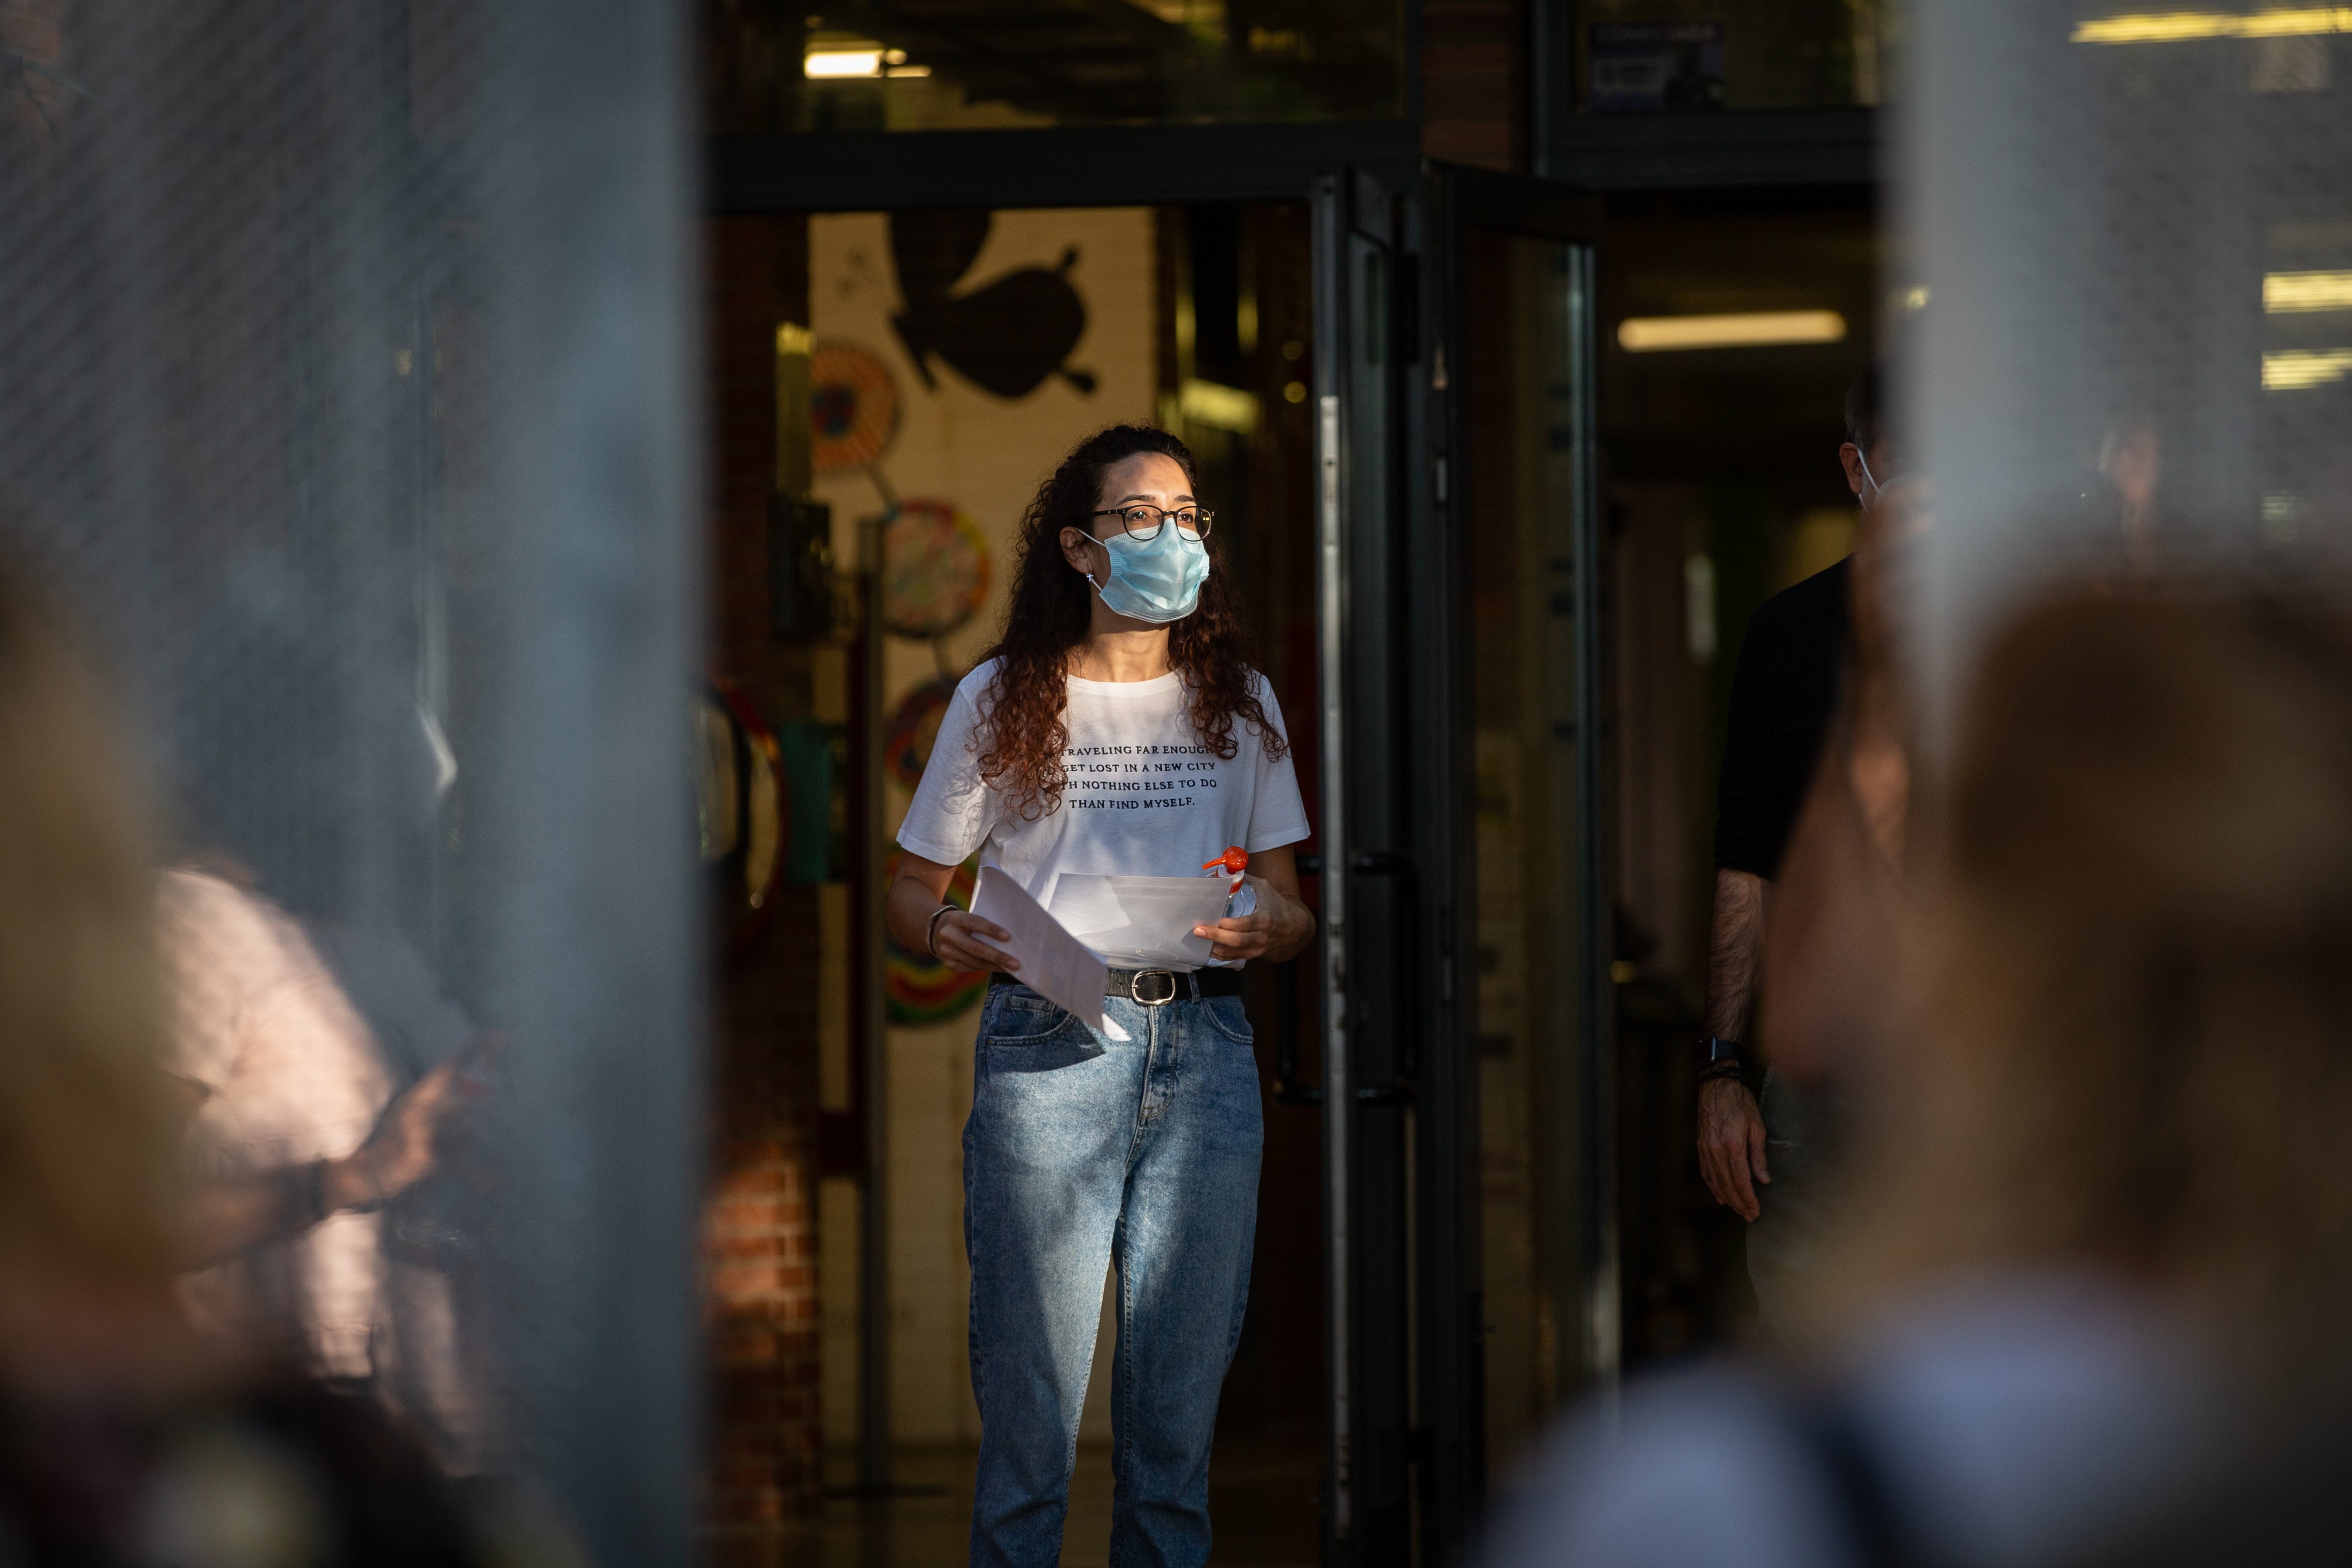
[1494,581,2352,1565]
[0,563,487,1562]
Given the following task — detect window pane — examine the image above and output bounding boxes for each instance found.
[1467,232,1597,1462]
[1578,0,1893,111]
[704,0,1404,130]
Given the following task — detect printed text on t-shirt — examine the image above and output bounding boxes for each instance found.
[1064,743,1221,810]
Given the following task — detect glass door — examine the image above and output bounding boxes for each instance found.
[1311,165,1415,1567]
[1450,201,1610,1476]
[1311,166,1602,1565]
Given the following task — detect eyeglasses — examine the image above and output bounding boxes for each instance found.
[1090,504,1214,542]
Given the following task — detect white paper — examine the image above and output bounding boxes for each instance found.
[1041,872,1127,938]
[969,867,1116,1037]
[1048,873,1232,970]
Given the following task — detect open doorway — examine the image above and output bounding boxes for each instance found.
[730,202,1328,1566]
[705,172,1886,1564]
[1598,186,1883,1371]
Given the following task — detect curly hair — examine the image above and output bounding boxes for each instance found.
[975,424,1287,818]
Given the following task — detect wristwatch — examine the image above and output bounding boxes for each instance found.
[1695,1036,1747,1083]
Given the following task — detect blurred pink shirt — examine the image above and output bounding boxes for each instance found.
[158,868,393,1380]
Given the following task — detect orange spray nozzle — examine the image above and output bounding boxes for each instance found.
[1203,847,1249,876]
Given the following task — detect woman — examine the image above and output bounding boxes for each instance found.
[1494,585,2352,1566]
[889,424,1315,1568]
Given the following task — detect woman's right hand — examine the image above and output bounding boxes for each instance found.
[932,910,1017,974]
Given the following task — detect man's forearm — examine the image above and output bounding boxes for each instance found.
[182,1164,330,1267]
[1703,868,1768,1042]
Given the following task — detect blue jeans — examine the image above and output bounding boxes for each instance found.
[963,981,1264,1568]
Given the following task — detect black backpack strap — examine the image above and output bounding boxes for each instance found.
[1781,1390,1920,1568]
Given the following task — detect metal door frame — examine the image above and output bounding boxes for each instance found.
[696,155,1605,1561]
[1313,161,1607,1567]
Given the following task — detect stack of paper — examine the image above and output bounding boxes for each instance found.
[968,868,1241,1041]
[1044,873,1230,970]
[969,868,1115,1034]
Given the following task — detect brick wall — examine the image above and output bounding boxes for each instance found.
[703,213,822,1547]
[1423,0,1527,171]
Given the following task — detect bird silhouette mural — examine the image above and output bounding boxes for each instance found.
[889,210,1098,399]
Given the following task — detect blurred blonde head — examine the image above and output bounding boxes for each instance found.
[0,563,172,1292]
[1843,587,2352,1353]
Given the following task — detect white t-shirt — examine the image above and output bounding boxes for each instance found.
[896,660,1311,964]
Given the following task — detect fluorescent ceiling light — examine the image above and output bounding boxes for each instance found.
[2265,270,2352,311]
[2263,348,2352,389]
[1617,310,1847,352]
[2074,9,2352,43]
[805,46,883,78]
[1179,378,1257,433]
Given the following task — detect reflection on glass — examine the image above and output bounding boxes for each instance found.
[703,0,1404,131]
[166,868,497,1471]
[1577,0,1893,111]
[1468,233,1592,1468]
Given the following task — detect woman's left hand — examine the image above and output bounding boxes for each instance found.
[1194,875,1314,963]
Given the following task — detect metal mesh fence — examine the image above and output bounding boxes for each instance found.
[0,0,698,1557]
[1905,2,2352,697]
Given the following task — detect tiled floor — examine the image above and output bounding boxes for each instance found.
[808,1433,1321,1566]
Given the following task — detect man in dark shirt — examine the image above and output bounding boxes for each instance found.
[1696,363,1887,1328]
[1713,559,1849,882]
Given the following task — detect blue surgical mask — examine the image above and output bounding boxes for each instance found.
[1087,524,1210,624]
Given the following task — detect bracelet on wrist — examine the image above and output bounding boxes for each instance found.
[1695,1034,1745,1073]
[925,903,956,961]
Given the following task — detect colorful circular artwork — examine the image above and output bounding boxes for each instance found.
[883,678,956,790]
[884,849,988,1025]
[811,341,901,476]
[696,679,786,959]
[882,498,991,639]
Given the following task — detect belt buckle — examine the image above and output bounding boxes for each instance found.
[1131,970,1180,1007]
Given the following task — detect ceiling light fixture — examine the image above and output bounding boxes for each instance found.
[2265,270,2352,311]
[1617,310,1847,352]
[2074,9,2352,43]
[2263,348,2352,389]
[1180,378,1258,433]
[804,45,883,78]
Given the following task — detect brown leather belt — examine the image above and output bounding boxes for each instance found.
[988,967,1246,1006]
